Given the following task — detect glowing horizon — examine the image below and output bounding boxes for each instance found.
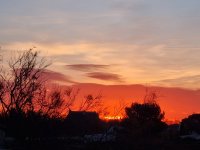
[1,0,200,121]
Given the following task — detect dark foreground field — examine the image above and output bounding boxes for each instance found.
[2,137,200,150]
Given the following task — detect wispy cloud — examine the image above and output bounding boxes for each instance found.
[1,0,200,88]
[153,75,200,89]
[42,69,77,84]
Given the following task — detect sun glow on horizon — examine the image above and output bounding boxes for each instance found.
[103,115,123,121]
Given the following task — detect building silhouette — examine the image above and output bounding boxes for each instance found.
[65,110,103,135]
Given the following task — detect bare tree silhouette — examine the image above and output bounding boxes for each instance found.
[79,93,102,111]
[0,48,108,119]
[37,87,80,117]
[0,49,50,114]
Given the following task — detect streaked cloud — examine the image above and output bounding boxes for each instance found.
[86,72,123,82]
[66,64,110,72]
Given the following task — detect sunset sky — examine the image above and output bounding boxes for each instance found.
[1,0,200,120]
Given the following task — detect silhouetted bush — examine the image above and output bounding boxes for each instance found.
[180,113,200,135]
[120,102,167,141]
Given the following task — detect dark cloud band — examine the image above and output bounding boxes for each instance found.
[66,64,110,72]
[86,72,123,82]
